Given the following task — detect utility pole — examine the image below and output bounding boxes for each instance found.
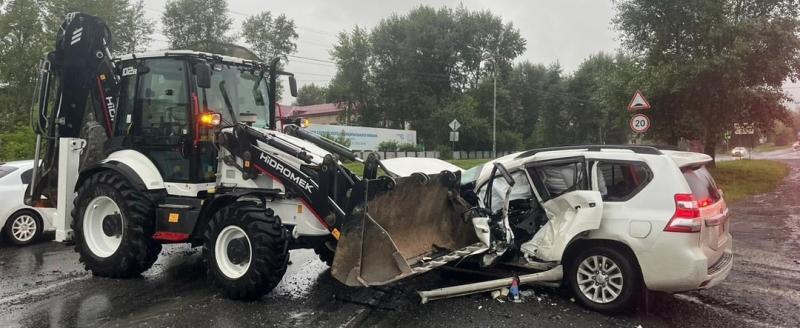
[492,64,497,158]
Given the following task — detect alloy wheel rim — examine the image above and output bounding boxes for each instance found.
[11,215,37,242]
[576,255,624,304]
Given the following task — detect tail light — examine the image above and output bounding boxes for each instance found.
[664,193,702,233]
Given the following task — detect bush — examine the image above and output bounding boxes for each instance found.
[436,144,452,160]
[320,131,352,147]
[0,125,36,162]
[378,140,399,152]
[397,143,421,152]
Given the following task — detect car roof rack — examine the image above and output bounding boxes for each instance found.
[514,144,664,159]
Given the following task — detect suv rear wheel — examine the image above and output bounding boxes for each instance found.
[568,245,639,314]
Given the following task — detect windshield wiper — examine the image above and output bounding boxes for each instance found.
[218,80,238,126]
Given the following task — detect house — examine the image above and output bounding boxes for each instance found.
[277,103,344,125]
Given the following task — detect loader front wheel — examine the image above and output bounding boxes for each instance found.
[72,171,161,278]
[314,239,337,266]
[204,203,289,300]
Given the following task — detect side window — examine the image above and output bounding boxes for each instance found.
[477,171,533,212]
[20,169,32,185]
[135,58,190,140]
[527,160,587,201]
[114,67,138,136]
[596,162,651,201]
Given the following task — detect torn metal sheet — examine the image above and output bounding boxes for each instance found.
[520,190,603,261]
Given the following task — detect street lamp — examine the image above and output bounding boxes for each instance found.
[467,35,503,158]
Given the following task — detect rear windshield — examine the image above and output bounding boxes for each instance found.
[682,166,721,207]
[0,165,18,179]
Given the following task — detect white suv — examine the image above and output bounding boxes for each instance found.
[461,145,732,313]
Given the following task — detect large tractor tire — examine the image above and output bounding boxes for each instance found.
[314,239,337,267]
[203,202,289,300]
[72,171,162,277]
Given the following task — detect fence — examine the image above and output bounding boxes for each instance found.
[352,150,518,160]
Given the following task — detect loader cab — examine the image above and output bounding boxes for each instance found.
[112,53,274,186]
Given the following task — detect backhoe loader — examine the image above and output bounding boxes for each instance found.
[26,12,512,300]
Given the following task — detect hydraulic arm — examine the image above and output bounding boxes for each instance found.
[28,12,118,205]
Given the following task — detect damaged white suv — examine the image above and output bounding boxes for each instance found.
[460,145,732,313]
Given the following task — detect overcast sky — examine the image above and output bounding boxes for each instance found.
[142,0,800,107]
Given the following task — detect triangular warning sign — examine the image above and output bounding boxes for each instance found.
[627,90,651,111]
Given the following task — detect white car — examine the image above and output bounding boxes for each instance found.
[730,146,748,158]
[0,160,56,245]
[462,145,732,313]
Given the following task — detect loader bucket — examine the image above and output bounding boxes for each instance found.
[331,172,479,287]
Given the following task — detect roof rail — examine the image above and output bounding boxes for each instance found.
[514,144,663,159]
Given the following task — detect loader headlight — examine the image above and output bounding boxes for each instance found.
[200,112,221,127]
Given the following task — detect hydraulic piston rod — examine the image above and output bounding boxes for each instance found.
[417,265,564,304]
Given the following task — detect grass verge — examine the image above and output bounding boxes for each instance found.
[709,160,790,203]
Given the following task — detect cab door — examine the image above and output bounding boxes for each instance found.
[116,58,199,183]
[520,157,604,262]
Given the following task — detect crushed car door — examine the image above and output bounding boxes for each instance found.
[520,157,603,262]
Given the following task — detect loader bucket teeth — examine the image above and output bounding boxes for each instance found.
[331,171,478,286]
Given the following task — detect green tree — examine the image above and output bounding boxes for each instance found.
[0,0,48,131]
[329,26,374,126]
[614,0,800,161]
[295,83,328,106]
[115,0,153,53]
[161,0,234,53]
[41,0,152,54]
[241,11,298,61]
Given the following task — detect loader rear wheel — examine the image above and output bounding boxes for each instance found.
[72,171,161,278]
[203,202,289,300]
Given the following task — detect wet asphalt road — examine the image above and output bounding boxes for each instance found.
[1,150,799,328]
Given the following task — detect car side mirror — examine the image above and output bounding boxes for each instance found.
[195,63,212,89]
[289,75,298,97]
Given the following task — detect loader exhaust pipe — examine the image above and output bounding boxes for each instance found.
[417,265,564,304]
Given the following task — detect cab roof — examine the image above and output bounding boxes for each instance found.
[116,50,258,65]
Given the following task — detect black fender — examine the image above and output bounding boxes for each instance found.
[190,189,283,245]
[76,161,148,192]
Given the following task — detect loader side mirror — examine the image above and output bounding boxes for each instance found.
[289,75,298,97]
[195,63,212,89]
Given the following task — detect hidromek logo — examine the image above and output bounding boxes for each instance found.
[259,152,316,194]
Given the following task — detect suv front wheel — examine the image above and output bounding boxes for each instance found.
[568,245,639,314]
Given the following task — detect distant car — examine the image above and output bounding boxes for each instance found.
[793,141,799,152]
[730,147,748,158]
[0,160,55,245]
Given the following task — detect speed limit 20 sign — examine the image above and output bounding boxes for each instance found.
[629,114,650,134]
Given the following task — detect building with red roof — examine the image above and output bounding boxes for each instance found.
[276,103,344,125]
